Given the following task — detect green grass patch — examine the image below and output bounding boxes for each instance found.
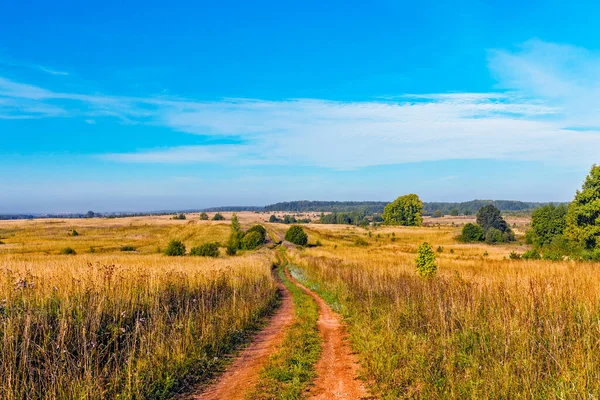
[250,254,321,399]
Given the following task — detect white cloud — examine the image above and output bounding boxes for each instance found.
[2,40,600,169]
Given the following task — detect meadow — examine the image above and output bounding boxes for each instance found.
[0,215,277,399]
[288,222,600,398]
[2,213,600,399]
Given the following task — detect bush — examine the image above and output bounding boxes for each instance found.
[509,251,521,260]
[542,251,563,261]
[285,225,308,246]
[415,242,436,278]
[165,240,186,256]
[212,213,225,221]
[460,223,483,242]
[172,213,186,220]
[315,240,322,247]
[242,231,264,250]
[60,247,76,255]
[199,212,209,220]
[247,225,267,242]
[485,228,503,244]
[354,237,368,247]
[70,230,79,237]
[432,210,443,218]
[522,249,542,260]
[189,242,219,257]
[120,245,136,252]
[436,246,444,253]
[582,249,600,262]
[226,245,237,256]
[0,241,4,245]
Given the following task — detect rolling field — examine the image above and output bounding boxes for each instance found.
[2,213,600,399]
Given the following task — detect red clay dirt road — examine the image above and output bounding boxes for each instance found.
[285,267,371,400]
[190,278,294,400]
[191,254,372,399]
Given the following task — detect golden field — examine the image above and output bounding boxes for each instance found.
[288,223,600,398]
[0,214,277,399]
[2,212,600,399]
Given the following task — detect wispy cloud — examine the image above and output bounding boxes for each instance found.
[0,57,69,76]
[2,39,600,169]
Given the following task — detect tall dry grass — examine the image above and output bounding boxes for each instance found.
[0,252,277,399]
[291,224,600,398]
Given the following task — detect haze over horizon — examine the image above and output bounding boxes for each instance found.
[2,1,599,213]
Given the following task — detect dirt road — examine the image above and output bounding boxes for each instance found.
[285,267,371,400]
[191,279,294,400]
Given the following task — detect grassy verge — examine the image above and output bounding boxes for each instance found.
[250,252,321,399]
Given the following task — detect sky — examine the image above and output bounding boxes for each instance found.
[1,0,599,213]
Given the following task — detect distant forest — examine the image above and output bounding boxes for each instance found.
[263,200,561,215]
[0,200,563,221]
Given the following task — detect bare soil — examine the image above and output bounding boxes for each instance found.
[285,268,372,400]
[190,279,294,400]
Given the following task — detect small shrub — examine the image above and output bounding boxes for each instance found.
[120,245,136,252]
[285,225,308,246]
[165,240,186,256]
[226,245,237,256]
[242,231,263,250]
[212,213,225,221]
[509,251,521,260]
[0,241,4,245]
[247,225,267,242]
[355,237,368,247]
[460,223,483,242]
[70,229,79,237]
[483,251,489,257]
[89,246,95,253]
[450,249,454,254]
[415,242,437,278]
[543,251,563,261]
[189,242,219,257]
[522,249,542,260]
[582,249,600,262]
[199,212,209,220]
[172,213,186,220]
[436,246,444,253]
[485,228,503,244]
[315,240,323,247]
[60,247,76,255]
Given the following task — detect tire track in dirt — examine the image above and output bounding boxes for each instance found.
[284,264,372,400]
[190,270,294,400]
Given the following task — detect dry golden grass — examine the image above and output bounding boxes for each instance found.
[289,223,600,399]
[0,216,277,399]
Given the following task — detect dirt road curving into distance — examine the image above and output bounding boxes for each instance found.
[284,265,372,400]
[190,276,294,400]
[189,250,373,399]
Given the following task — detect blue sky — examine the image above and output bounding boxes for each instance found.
[1,0,599,213]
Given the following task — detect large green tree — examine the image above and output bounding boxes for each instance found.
[566,165,600,249]
[383,194,423,226]
[476,205,510,233]
[528,204,568,247]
